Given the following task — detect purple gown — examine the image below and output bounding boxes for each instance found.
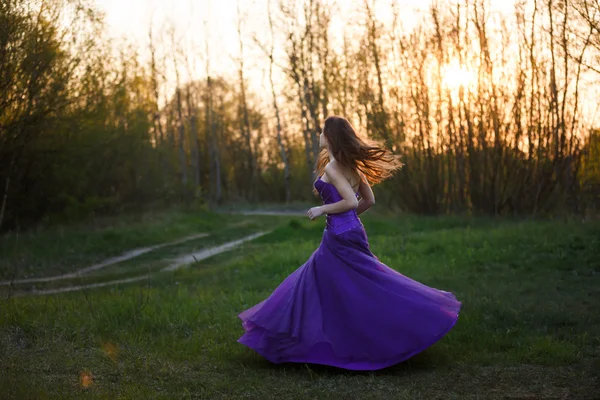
[237,176,461,370]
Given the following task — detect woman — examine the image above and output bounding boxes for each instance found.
[238,116,461,371]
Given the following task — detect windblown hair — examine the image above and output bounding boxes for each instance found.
[315,115,403,185]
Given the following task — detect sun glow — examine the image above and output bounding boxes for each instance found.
[441,60,475,92]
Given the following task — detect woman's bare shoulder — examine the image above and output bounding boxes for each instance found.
[324,160,341,173]
[326,162,361,187]
[324,162,343,181]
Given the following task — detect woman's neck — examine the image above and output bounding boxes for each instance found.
[327,149,336,162]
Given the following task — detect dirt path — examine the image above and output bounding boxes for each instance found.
[162,231,268,271]
[0,233,209,286]
[235,210,306,216]
[11,275,152,297]
[10,231,270,297]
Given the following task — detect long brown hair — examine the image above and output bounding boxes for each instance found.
[315,115,403,185]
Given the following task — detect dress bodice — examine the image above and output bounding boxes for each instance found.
[314,176,363,235]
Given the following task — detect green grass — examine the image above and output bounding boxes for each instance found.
[0,209,284,283]
[1,222,274,295]
[0,212,599,399]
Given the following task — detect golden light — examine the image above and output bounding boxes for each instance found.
[102,341,118,362]
[80,370,93,388]
[441,60,475,92]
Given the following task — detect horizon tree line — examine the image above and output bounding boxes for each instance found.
[0,0,599,231]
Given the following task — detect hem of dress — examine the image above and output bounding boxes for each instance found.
[237,304,461,371]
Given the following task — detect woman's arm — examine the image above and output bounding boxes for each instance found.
[307,163,359,220]
[356,174,375,215]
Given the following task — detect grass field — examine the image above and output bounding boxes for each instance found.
[1,210,599,399]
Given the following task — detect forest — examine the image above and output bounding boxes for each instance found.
[1,0,599,231]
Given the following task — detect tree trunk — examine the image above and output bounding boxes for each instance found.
[0,153,16,231]
[268,0,291,203]
[237,2,256,201]
[175,88,188,187]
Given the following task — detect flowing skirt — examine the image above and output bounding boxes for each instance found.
[238,223,461,371]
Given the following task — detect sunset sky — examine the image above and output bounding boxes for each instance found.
[93,0,599,125]
[94,0,516,86]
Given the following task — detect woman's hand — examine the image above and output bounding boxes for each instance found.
[307,206,325,220]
